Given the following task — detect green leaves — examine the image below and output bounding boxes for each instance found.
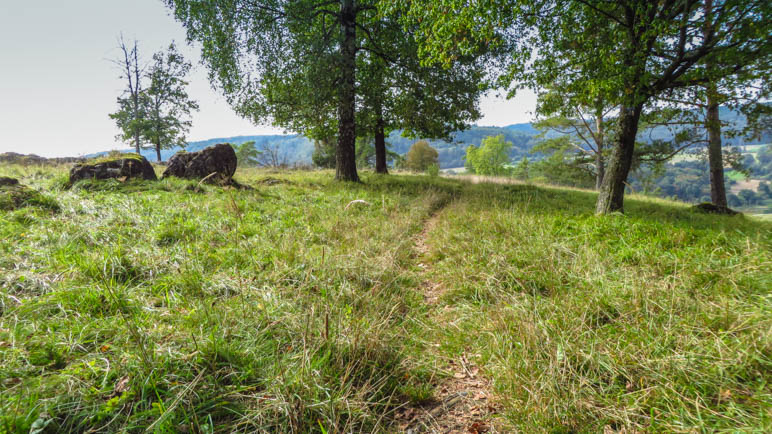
[465,134,513,176]
[405,140,439,172]
[142,42,199,159]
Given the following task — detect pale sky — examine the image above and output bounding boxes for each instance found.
[0,1,537,158]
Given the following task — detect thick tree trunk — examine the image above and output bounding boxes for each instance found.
[705,86,727,207]
[156,142,162,163]
[134,133,141,155]
[595,111,605,190]
[595,103,643,214]
[335,0,359,182]
[374,107,388,174]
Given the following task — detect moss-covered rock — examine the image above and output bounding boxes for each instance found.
[162,144,237,185]
[68,154,157,185]
[0,184,60,212]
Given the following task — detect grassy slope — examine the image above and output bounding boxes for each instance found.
[0,164,770,432]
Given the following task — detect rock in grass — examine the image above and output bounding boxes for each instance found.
[0,176,20,187]
[0,183,60,212]
[162,144,237,185]
[693,202,740,215]
[69,154,157,184]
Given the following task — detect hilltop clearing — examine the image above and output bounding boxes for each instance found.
[1,164,770,432]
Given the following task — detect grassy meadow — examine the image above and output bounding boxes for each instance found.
[1,163,770,432]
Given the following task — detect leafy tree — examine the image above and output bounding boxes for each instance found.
[397,0,772,214]
[530,151,596,188]
[356,23,486,174]
[312,138,337,169]
[464,135,513,176]
[109,35,147,154]
[512,157,530,180]
[164,0,368,181]
[652,55,769,209]
[165,0,486,181]
[142,43,199,162]
[405,140,438,172]
[355,136,401,170]
[232,141,261,168]
[355,137,376,168]
[533,105,611,190]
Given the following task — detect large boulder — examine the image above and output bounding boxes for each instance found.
[69,154,157,184]
[162,144,237,184]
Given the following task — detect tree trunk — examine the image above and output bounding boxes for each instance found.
[595,102,643,214]
[335,0,359,182]
[156,142,162,163]
[702,2,727,208]
[594,109,605,190]
[705,86,727,207]
[134,132,141,155]
[595,152,605,190]
[374,107,388,174]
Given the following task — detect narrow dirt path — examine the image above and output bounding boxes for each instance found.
[395,203,499,433]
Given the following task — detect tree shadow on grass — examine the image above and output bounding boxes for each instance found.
[442,180,771,236]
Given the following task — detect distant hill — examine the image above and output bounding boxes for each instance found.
[98,134,315,164]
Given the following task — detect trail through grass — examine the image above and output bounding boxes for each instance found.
[1,164,770,432]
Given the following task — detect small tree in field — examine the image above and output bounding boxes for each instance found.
[232,141,261,167]
[512,157,530,180]
[109,35,146,154]
[143,43,199,162]
[406,140,439,172]
[465,135,513,176]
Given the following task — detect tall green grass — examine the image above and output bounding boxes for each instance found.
[0,164,769,432]
[424,182,771,431]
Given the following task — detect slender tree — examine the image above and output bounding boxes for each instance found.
[143,43,199,162]
[355,9,486,174]
[534,89,614,190]
[109,35,146,154]
[232,141,262,167]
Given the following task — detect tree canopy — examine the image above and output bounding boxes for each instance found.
[395,0,772,213]
[465,135,513,176]
[405,140,439,172]
[164,0,487,180]
[142,43,199,162]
